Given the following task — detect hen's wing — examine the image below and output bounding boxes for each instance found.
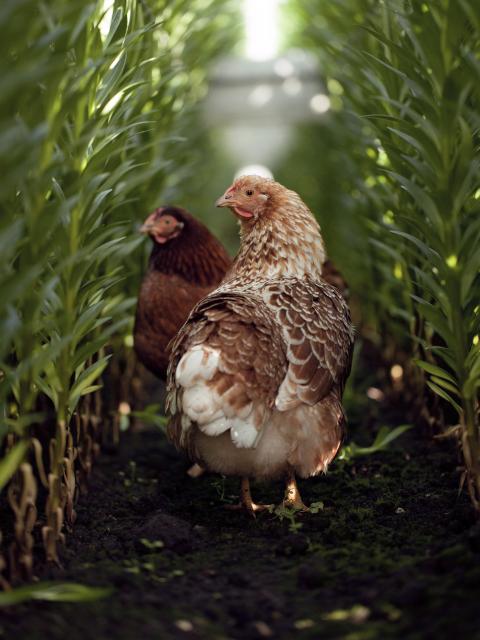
[263,276,354,410]
[167,277,353,452]
[166,290,286,451]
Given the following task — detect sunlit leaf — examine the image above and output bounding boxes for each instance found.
[0,440,29,491]
[0,582,112,606]
[340,424,412,461]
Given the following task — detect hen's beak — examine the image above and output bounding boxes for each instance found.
[216,192,235,208]
[139,222,153,233]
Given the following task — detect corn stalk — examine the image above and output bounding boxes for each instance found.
[293,0,480,507]
[0,0,237,583]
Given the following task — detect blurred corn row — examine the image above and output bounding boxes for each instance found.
[0,0,235,584]
[293,0,480,507]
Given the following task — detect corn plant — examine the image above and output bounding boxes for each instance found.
[292,0,480,507]
[0,0,237,583]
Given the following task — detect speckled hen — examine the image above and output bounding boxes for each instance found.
[166,178,354,512]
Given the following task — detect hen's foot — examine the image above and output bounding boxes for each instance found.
[282,471,309,512]
[224,477,272,517]
[187,463,205,478]
[225,501,272,515]
[282,498,309,512]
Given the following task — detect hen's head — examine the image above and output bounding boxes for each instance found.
[216,175,326,280]
[215,175,278,224]
[140,206,186,245]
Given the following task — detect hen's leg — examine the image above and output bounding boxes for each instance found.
[283,469,309,511]
[226,477,271,516]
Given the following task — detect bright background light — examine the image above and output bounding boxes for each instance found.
[274,58,294,77]
[248,84,274,108]
[243,0,280,61]
[310,93,331,114]
[234,164,274,180]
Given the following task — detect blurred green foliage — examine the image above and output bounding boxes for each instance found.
[289,0,480,506]
[0,581,112,606]
[0,0,237,580]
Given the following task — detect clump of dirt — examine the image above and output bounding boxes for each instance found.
[1,426,478,640]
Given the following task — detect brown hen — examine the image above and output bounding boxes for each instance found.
[134,206,231,379]
[166,177,354,513]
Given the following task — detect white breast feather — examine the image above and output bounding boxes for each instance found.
[176,345,219,386]
[176,344,260,449]
[230,416,261,448]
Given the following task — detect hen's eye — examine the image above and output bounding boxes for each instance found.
[165,220,171,225]
[246,189,254,196]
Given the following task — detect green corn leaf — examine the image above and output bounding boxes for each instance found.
[389,230,441,263]
[370,238,405,263]
[35,376,59,411]
[69,4,97,46]
[387,127,442,171]
[102,7,124,50]
[413,359,457,385]
[0,219,23,257]
[372,96,441,150]
[463,376,480,400]
[131,407,168,430]
[68,356,110,413]
[363,50,432,101]
[341,424,412,460]
[88,188,113,218]
[466,344,480,371]
[400,155,437,190]
[422,347,456,371]
[16,336,71,382]
[72,301,109,343]
[460,214,480,256]
[459,0,480,30]
[412,267,450,314]
[0,440,29,491]
[76,384,103,397]
[96,51,127,106]
[71,318,131,369]
[0,582,112,606]
[411,295,455,345]
[460,250,480,306]
[427,381,462,415]
[430,376,461,397]
[386,171,443,232]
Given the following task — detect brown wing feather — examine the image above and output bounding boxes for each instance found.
[167,277,353,447]
[263,277,354,409]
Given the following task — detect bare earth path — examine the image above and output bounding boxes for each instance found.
[2,427,479,640]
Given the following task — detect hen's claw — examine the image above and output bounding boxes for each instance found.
[224,477,271,517]
[225,501,272,517]
[281,498,309,512]
[187,463,205,478]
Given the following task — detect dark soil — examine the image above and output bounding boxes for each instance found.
[2,425,480,640]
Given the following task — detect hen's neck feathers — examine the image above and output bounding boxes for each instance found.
[149,220,230,287]
[225,187,325,284]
